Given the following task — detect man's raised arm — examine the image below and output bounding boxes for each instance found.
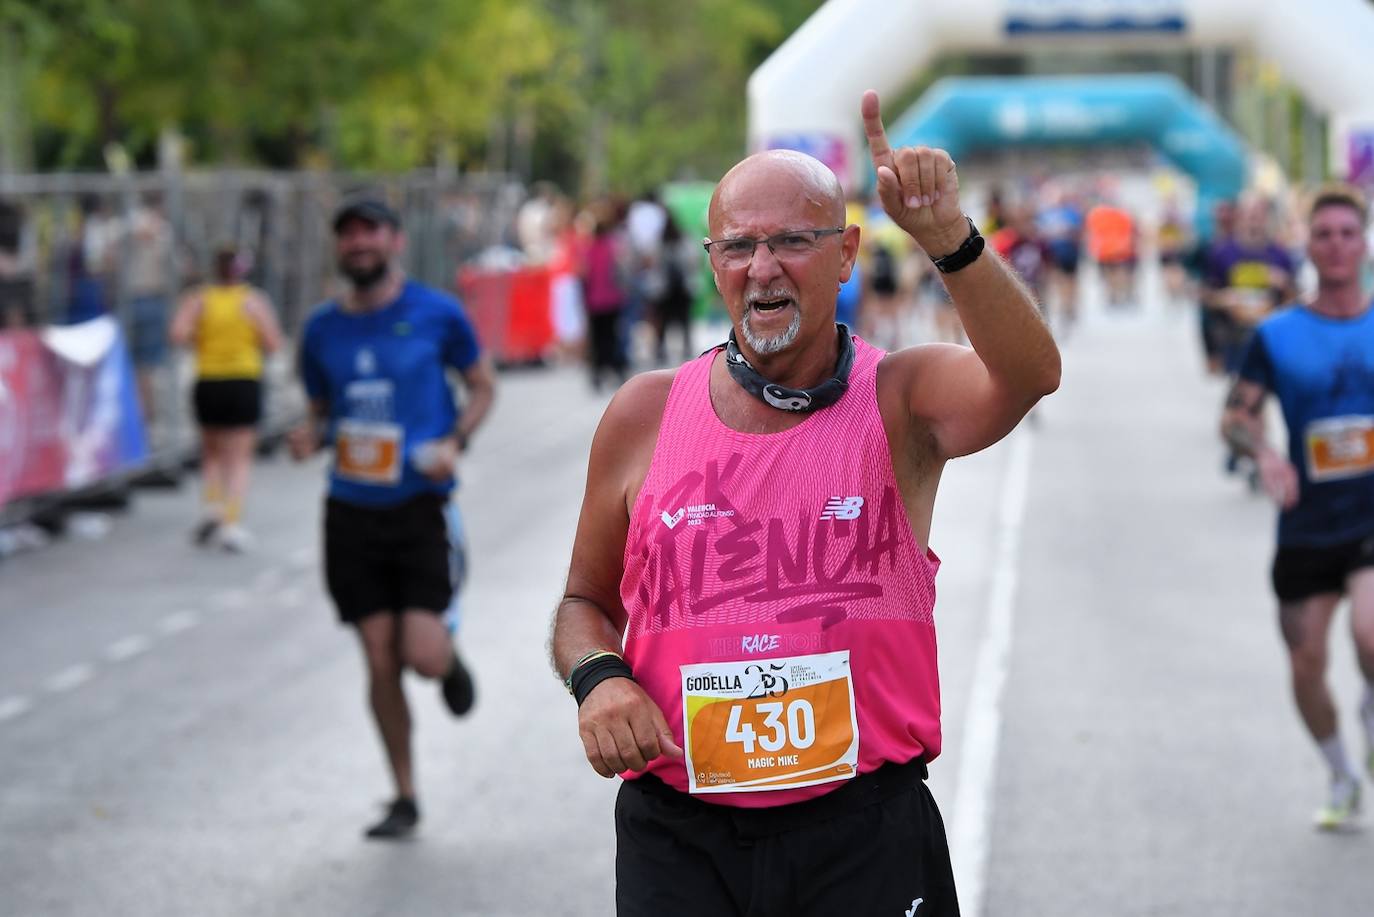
[863,89,1061,458]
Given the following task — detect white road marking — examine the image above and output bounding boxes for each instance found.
[104,635,152,662]
[158,611,200,635]
[0,695,33,722]
[44,664,94,694]
[949,430,1033,917]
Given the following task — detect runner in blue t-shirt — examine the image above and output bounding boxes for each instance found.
[288,197,497,840]
[1222,185,1374,830]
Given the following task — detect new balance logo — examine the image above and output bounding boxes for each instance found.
[905,899,924,917]
[661,508,685,529]
[820,496,864,521]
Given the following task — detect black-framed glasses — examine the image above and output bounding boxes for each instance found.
[702,228,844,268]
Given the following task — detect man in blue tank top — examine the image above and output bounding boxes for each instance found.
[288,197,497,839]
[1222,185,1374,830]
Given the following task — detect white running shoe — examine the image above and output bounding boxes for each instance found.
[217,524,254,553]
[1314,775,1362,831]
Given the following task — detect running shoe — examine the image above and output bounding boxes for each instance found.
[192,517,220,547]
[364,797,419,840]
[440,651,476,717]
[217,524,253,553]
[1314,776,1361,831]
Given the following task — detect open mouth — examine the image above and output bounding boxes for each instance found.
[748,295,794,314]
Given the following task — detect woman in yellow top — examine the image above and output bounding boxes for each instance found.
[170,247,282,551]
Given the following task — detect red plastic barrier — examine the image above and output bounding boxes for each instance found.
[456,266,556,364]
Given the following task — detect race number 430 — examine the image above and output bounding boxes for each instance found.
[680,651,859,794]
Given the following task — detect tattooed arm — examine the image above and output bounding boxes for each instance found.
[1220,378,1299,509]
[1220,379,1266,458]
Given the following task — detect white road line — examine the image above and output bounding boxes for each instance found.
[0,695,34,722]
[158,611,200,635]
[44,664,94,694]
[104,635,151,663]
[949,430,1033,917]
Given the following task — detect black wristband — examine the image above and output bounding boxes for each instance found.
[571,654,635,706]
[929,215,984,274]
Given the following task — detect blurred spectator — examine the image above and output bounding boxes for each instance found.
[547,191,587,363]
[170,245,283,553]
[1197,199,1239,375]
[0,199,34,329]
[517,181,562,264]
[63,194,116,324]
[1037,188,1084,332]
[1203,195,1295,376]
[991,203,1049,306]
[650,213,696,365]
[123,192,176,420]
[1085,200,1138,308]
[580,203,630,391]
[1157,199,1194,303]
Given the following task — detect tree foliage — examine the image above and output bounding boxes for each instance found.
[9,0,824,190]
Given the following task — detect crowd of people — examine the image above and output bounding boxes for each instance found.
[512,185,702,390]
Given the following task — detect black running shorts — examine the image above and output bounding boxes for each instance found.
[324,494,453,623]
[1271,534,1374,603]
[615,759,959,917]
[193,378,262,428]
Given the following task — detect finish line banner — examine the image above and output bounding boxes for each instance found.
[1004,0,1187,36]
[0,316,149,509]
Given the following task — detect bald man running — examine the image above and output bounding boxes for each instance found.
[551,91,1060,916]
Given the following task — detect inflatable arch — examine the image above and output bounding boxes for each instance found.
[889,74,1246,231]
[749,0,1374,188]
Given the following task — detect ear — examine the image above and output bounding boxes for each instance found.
[837,224,861,284]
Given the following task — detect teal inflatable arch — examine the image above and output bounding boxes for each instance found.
[887,74,1247,238]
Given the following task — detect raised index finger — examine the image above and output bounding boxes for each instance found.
[861,89,894,173]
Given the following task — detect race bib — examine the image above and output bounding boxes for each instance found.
[681,651,859,794]
[1306,416,1374,482]
[335,419,403,485]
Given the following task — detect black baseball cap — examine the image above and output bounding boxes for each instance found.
[332,197,401,233]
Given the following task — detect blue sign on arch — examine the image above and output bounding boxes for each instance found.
[887,74,1247,238]
[1005,0,1187,36]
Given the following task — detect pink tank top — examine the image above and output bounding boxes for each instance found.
[622,335,941,808]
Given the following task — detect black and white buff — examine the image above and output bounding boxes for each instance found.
[724,323,855,413]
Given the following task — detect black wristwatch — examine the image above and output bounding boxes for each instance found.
[929,216,984,274]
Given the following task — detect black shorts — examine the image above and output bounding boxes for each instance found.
[193,379,262,428]
[1199,306,1234,359]
[1271,534,1374,602]
[615,759,958,917]
[324,494,454,623]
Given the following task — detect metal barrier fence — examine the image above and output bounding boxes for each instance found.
[0,168,524,470]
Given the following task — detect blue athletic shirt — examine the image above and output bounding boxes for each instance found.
[1238,303,1374,547]
[299,281,481,507]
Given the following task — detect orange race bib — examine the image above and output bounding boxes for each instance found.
[1306,416,1374,482]
[335,419,403,485]
[681,651,859,795]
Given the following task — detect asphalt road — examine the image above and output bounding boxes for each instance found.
[1,302,1370,916]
